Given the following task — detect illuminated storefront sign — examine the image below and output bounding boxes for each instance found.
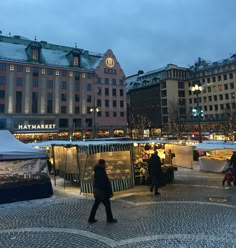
[18,124,56,130]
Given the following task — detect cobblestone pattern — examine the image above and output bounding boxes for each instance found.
[0,169,236,247]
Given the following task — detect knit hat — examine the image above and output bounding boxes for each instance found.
[98,159,106,164]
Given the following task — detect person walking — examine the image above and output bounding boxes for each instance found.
[148,150,163,195]
[88,159,117,224]
[229,151,236,185]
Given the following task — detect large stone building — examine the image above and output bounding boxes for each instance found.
[0,34,127,142]
[126,56,236,140]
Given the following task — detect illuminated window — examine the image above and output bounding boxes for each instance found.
[42,68,46,74]
[26,67,30,73]
[10,65,14,71]
[73,56,79,66]
[32,49,39,60]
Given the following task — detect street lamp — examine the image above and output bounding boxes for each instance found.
[90,104,99,139]
[191,84,203,143]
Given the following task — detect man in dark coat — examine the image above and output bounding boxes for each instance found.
[148,150,162,195]
[88,159,117,224]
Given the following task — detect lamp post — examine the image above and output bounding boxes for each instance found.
[191,84,203,143]
[90,103,99,139]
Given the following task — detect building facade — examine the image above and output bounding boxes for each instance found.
[126,56,236,140]
[0,34,127,142]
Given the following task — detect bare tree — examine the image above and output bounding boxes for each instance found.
[168,99,186,139]
[129,112,152,139]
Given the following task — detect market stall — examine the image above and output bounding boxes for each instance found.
[49,140,134,193]
[0,130,53,203]
[194,142,236,172]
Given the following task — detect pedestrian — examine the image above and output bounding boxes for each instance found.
[148,150,163,195]
[88,159,117,224]
[229,151,236,185]
[222,168,235,187]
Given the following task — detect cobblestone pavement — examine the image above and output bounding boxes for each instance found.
[1,168,236,247]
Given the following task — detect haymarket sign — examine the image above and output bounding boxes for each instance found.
[18,124,56,130]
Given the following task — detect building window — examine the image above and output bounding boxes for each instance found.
[218,75,221,81]
[73,118,81,128]
[208,96,212,101]
[75,94,80,102]
[73,56,79,66]
[0,63,7,71]
[47,93,53,113]
[220,104,224,110]
[224,74,227,80]
[69,71,73,77]
[0,76,6,85]
[112,79,116,85]
[59,119,68,128]
[47,68,53,75]
[16,65,23,72]
[224,84,228,90]
[207,87,211,93]
[62,70,67,76]
[75,71,80,80]
[61,106,67,114]
[10,65,14,71]
[105,111,109,117]
[105,88,109,96]
[120,89,124,96]
[97,87,102,95]
[112,88,116,96]
[113,100,117,107]
[105,78,109,84]
[75,82,80,90]
[225,93,229,100]
[61,81,67,89]
[32,92,38,113]
[213,95,217,101]
[61,93,67,101]
[231,93,235,99]
[0,90,5,99]
[230,82,234,89]
[82,73,86,79]
[230,73,233,79]
[113,112,117,117]
[105,100,109,107]
[212,76,216,82]
[42,68,46,74]
[56,70,60,76]
[75,107,80,114]
[32,49,39,60]
[0,104,5,113]
[48,80,53,89]
[87,95,92,103]
[32,79,38,88]
[97,77,102,84]
[219,94,223,100]
[97,99,102,107]
[87,84,92,91]
[120,112,124,117]
[16,77,23,86]
[120,100,124,108]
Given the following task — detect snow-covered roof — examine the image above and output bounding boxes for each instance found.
[194,142,236,151]
[0,36,103,70]
[0,130,46,160]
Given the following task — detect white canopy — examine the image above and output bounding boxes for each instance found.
[194,142,236,151]
[0,130,46,160]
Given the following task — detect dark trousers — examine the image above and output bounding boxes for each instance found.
[88,197,113,221]
[150,176,159,193]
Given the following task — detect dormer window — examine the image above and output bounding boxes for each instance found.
[32,49,39,60]
[73,56,79,66]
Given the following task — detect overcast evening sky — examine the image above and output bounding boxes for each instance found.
[1,0,236,76]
